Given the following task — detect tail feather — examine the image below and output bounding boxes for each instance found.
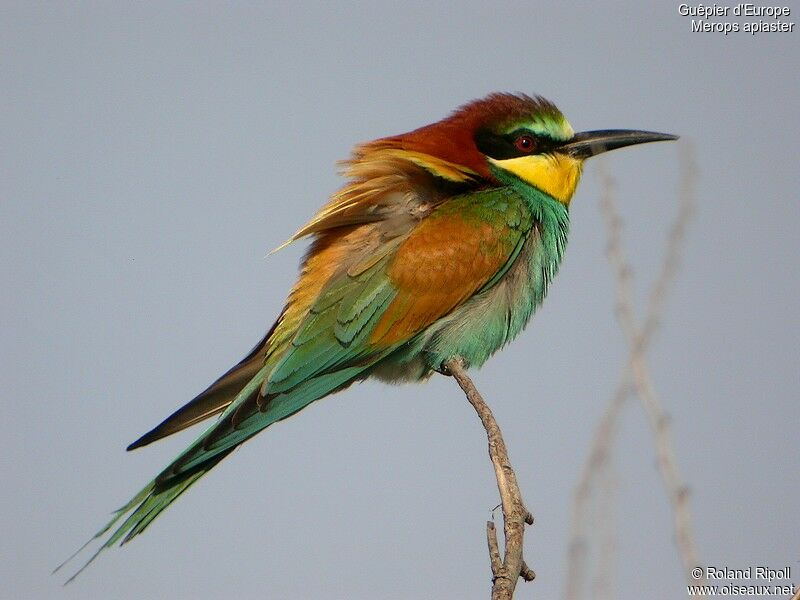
[58,359,374,582]
[56,365,272,583]
[126,323,281,451]
[58,453,228,584]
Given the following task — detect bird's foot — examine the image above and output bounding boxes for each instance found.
[434,356,468,376]
[433,363,452,376]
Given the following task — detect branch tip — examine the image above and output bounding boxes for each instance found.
[521,561,536,581]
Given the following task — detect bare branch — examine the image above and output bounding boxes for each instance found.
[442,357,533,600]
[617,147,702,583]
[565,147,701,598]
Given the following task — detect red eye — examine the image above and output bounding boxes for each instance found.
[514,135,534,153]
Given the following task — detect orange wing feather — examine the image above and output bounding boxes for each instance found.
[370,203,517,345]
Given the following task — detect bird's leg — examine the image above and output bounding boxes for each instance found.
[441,356,534,600]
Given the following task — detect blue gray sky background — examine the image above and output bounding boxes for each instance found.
[2,2,798,599]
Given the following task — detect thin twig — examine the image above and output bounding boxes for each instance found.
[565,379,630,600]
[442,357,534,600]
[487,521,504,575]
[592,460,616,600]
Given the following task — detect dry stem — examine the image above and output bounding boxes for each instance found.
[565,147,701,599]
[442,357,534,600]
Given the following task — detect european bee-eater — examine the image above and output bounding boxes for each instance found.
[64,92,676,578]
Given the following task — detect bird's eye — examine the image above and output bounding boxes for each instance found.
[514,135,535,153]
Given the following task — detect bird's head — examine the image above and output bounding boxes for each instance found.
[374,93,677,205]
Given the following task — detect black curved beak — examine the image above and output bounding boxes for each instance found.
[558,129,678,159]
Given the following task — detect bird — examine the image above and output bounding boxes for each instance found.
[61,92,676,579]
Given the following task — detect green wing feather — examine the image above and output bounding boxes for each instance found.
[60,190,537,581]
[59,249,404,580]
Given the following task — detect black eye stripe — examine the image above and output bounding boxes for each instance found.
[475,129,560,159]
[474,130,517,159]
